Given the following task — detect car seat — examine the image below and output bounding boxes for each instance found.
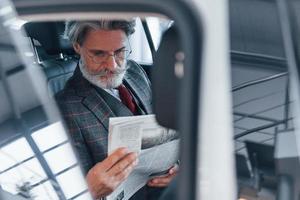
[23,22,78,95]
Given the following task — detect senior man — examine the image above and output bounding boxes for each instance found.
[56,19,177,199]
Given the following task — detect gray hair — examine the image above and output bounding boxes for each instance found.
[64,19,136,45]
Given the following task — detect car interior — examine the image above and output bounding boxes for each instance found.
[22,19,167,96]
[0,16,76,200]
[2,0,300,199]
[0,14,188,199]
[24,21,79,96]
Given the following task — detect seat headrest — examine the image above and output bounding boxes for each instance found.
[152,25,182,130]
[24,22,74,55]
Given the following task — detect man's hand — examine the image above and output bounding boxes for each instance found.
[147,165,178,187]
[86,148,138,199]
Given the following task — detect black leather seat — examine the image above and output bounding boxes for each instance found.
[24,21,78,95]
[43,58,77,95]
[0,22,70,146]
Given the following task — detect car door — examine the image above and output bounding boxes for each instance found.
[1,0,235,200]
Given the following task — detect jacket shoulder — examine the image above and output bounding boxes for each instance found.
[55,87,82,104]
[126,60,151,87]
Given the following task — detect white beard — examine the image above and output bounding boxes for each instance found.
[79,59,127,89]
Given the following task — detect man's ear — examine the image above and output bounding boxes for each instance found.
[73,43,81,54]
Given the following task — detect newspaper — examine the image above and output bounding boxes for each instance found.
[107,114,179,200]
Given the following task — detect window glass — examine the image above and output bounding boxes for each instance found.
[0,6,172,199]
[0,5,91,199]
[32,122,68,152]
[56,166,88,199]
[0,158,47,193]
[129,18,152,64]
[73,192,92,200]
[43,143,77,174]
[30,181,59,200]
[0,138,34,171]
[232,64,287,200]
[129,17,173,64]
[0,151,17,172]
[146,17,173,50]
[20,158,48,183]
[230,5,289,197]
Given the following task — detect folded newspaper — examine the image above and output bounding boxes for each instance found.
[107,114,179,200]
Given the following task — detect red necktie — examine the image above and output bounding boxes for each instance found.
[117,84,138,115]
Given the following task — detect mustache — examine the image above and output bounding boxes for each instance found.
[90,65,129,77]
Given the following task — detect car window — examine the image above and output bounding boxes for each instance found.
[230,1,300,199]
[129,18,153,64]
[0,2,92,199]
[129,17,172,65]
[0,11,179,200]
[145,17,173,51]
[1,0,205,198]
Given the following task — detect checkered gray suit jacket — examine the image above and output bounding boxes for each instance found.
[56,60,152,174]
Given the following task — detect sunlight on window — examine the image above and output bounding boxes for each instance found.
[0,137,34,171]
[32,122,68,152]
[73,192,93,200]
[5,18,27,30]
[31,181,59,200]
[0,152,17,172]
[129,18,152,64]
[21,158,47,182]
[56,166,89,199]
[0,158,46,194]
[147,17,173,50]
[146,17,161,50]
[44,143,77,174]
[129,17,173,64]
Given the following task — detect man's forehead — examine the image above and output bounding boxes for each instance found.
[83,29,128,50]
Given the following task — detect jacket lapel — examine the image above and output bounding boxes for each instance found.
[95,87,133,117]
[81,91,115,131]
[71,67,115,131]
[124,76,152,114]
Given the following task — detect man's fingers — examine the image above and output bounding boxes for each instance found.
[147,172,177,187]
[147,177,170,187]
[99,148,130,171]
[107,152,138,176]
[147,182,169,187]
[114,159,137,182]
[149,174,173,184]
[169,165,179,175]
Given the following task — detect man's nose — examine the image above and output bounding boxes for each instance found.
[105,54,118,69]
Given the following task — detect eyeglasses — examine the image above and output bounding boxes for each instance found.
[85,48,132,65]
